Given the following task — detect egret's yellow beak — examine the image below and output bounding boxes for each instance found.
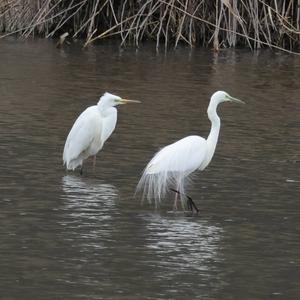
[119,98,141,104]
[227,95,245,104]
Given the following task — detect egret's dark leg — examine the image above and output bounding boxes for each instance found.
[186,195,199,213]
[170,188,199,213]
[186,196,193,211]
[80,164,83,176]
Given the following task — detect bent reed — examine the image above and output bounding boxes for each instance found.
[0,0,299,54]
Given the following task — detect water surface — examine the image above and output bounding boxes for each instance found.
[0,39,299,299]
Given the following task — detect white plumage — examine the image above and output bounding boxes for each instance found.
[63,92,140,173]
[137,136,207,205]
[146,136,207,174]
[137,91,244,209]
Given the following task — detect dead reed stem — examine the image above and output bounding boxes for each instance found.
[0,0,299,54]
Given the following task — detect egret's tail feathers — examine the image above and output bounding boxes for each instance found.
[136,136,204,206]
[136,169,188,207]
[64,158,83,171]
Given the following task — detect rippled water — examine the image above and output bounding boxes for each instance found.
[0,39,299,299]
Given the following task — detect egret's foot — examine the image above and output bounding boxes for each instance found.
[170,188,199,214]
[186,197,192,211]
[186,196,199,214]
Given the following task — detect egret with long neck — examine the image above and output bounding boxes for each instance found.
[136,91,244,211]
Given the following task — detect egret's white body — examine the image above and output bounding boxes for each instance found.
[63,92,140,172]
[137,91,244,209]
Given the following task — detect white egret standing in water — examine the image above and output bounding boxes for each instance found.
[63,92,140,174]
[137,91,244,212]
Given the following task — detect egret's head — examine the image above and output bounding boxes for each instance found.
[99,92,141,108]
[211,91,245,105]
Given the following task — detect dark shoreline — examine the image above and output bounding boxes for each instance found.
[0,1,299,54]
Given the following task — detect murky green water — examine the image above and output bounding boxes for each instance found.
[0,39,299,299]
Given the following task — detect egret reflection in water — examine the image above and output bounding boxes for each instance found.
[61,175,119,231]
[143,213,223,273]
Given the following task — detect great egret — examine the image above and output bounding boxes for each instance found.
[137,91,244,211]
[63,92,140,174]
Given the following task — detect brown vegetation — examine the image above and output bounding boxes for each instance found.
[0,0,299,54]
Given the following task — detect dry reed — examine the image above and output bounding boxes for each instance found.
[0,0,299,54]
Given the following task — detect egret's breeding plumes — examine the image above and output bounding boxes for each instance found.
[136,91,244,211]
[63,92,140,174]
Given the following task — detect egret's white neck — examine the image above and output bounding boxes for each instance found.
[97,101,112,116]
[202,99,221,168]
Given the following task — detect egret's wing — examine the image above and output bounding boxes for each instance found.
[63,106,101,168]
[101,108,117,144]
[136,135,207,205]
[146,136,207,174]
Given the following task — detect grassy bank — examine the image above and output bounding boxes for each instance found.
[0,0,299,53]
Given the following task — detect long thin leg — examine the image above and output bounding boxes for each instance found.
[80,164,83,176]
[187,196,199,213]
[170,188,199,213]
[172,183,180,210]
[173,191,179,210]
